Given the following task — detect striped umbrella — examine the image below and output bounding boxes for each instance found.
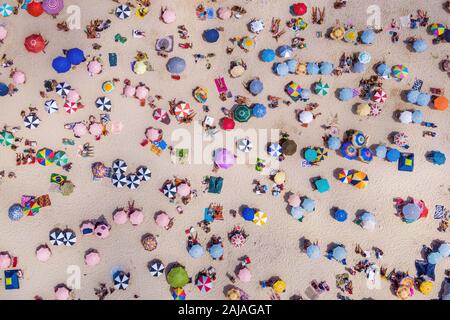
[338,169,353,184]
[373,89,387,103]
[54,151,69,167]
[162,182,176,199]
[112,159,127,174]
[111,174,127,188]
[174,103,192,119]
[285,81,302,101]
[115,4,131,19]
[237,138,253,153]
[95,97,112,112]
[136,166,151,181]
[314,147,328,161]
[351,171,369,189]
[56,82,71,97]
[253,211,267,226]
[394,132,408,147]
[268,143,282,157]
[36,148,55,166]
[314,81,330,96]
[64,101,78,114]
[0,3,14,17]
[392,65,408,80]
[196,275,213,293]
[49,229,65,246]
[153,108,170,124]
[126,174,141,190]
[23,113,40,129]
[369,104,382,116]
[0,130,14,146]
[430,23,445,36]
[44,99,59,114]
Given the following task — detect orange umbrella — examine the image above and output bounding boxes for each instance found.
[433,96,448,111]
[24,34,46,53]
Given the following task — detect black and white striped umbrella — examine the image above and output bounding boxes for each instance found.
[56,82,71,97]
[44,99,59,114]
[149,261,165,277]
[111,173,127,188]
[49,229,65,246]
[237,138,253,153]
[63,230,77,247]
[23,113,40,129]
[126,174,141,190]
[112,159,127,175]
[113,271,129,290]
[136,166,151,181]
[162,182,176,199]
[115,4,131,20]
[95,97,112,112]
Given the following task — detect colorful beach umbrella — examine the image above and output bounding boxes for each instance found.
[174,102,192,119]
[253,211,267,226]
[54,151,69,167]
[392,65,408,80]
[314,147,328,161]
[351,131,367,148]
[373,89,387,103]
[340,142,358,160]
[430,23,445,36]
[233,105,251,123]
[394,132,408,147]
[36,148,55,166]
[64,101,78,114]
[351,171,369,189]
[285,81,302,101]
[0,130,14,146]
[196,275,213,293]
[314,81,330,96]
[24,34,46,53]
[338,169,353,184]
[214,148,235,169]
[268,143,283,157]
[0,3,13,17]
[171,287,186,300]
[358,148,373,163]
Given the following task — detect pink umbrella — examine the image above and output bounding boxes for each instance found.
[43,0,64,16]
[89,123,103,137]
[94,223,110,239]
[54,286,71,300]
[135,86,149,100]
[238,267,252,282]
[145,127,162,142]
[87,60,102,74]
[123,85,136,97]
[155,212,170,228]
[12,71,26,85]
[129,209,144,226]
[373,89,387,103]
[36,246,52,262]
[113,209,128,224]
[217,7,232,20]
[161,9,176,24]
[287,194,301,207]
[84,251,101,266]
[177,183,191,197]
[214,148,235,169]
[66,90,80,103]
[0,253,12,269]
[73,122,88,137]
[0,25,7,41]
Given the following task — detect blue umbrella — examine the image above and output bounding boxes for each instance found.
[402,203,421,221]
[412,110,423,124]
[306,245,320,259]
[167,57,186,74]
[304,148,318,162]
[339,88,353,101]
[291,206,305,220]
[427,252,443,265]
[208,244,224,259]
[375,145,387,158]
[376,63,391,78]
[438,243,450,257]
[412,39,428,52]
[66,48,86,65]
[416,93,431,107]
[352,62,365,73]
[203,29,220,43]
[319,62,334,75]
[242,207,255,221]
[52,56,71,73]
[300,89,311,101]
[260,49,276,62]
[249,79,263,96]
[428,151,446,165]
[332,246,347,261]
[358,51,371,64]
[301,197,315,213]
[386,148,400,162]
[273,62,289,76]
[406,90,420,104]
[188,244,204,258]
[252,103,267,118]
[306,62,319,75]
[445,29,450,43]
[361,212,375,222]
[327,136,341,150]
[0,82,9,96]
[360,29,375,44]
[8,204,23,221]
[335,209,348,222]
[286,59,298,73]
[277,45,293,58]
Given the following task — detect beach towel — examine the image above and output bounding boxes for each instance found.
[412,79,423,91]
[214,77,228,94]
[434,205,446,219]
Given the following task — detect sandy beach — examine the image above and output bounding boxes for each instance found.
[0,0,449,300]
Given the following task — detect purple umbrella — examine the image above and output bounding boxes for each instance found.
[214,148,235,169]
[43,0,64,15]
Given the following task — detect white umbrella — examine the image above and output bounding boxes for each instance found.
[23,113,40,129]
[149,261,165,277]
[112,159,127,175]
[298,111,313,124]
[111,174,127,188]
[136,166,151,181]
[268,143,282,157]
[115,4,131,19]
[49,229,65,246]
[63,230,77,247]
[95,97,112,112]
[237,138,253,152]
[44,99,59,114]
[399,111,413,124]
[126,174,141,190]
[249,19,265,34]
[56,82,71,97]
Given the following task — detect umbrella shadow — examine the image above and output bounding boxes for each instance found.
[223,284,237,296]
[84,248,98,258]
[329,206,339,219]
[392,109,401,122]
[354,209,367,223]
[332,168,344,180]
[399,90,410,103]
[326,242,341,253]
[298,236,311,253]
[351,102,361,115]
[283,191,294,215]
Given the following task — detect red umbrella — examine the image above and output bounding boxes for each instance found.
[221,117,235,130]
[27,1,45,17]
[293,3,307,16]
[24,34,46,53]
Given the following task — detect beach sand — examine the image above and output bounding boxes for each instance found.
[0,0,449,300]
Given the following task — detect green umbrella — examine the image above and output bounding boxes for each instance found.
[167,266,189,288]
[315,81,330,96]
[54,151,69,167]
[233,105,251,123]
[0,130,14,146]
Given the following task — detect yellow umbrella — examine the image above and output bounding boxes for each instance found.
[230,65,245,78]
[344,28,358,42]
[253,211,267,226]
[134,61,147,75]
[356,103,371,116]
[272,280,286,293]
[240,37,255,50]
[419,281,432,295]
[330,26,345,40]
[296,62,307,74]
[274,171,286,185]
[227,288,241,300]
[102,81,115,93]
[396,286,410,300]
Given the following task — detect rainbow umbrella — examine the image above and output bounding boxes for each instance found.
[341,142,358,160]
[392,65,408,80]
[23,201,40,216]
[0,130,14,146]
[171,287,186,300]
[338,169,352,184]
[351,131,367,148]
[36,148,55,166]
[54,151,69,167]
[358,147,373,163]
[314,147,328,161]
[253,211,267,226]
[285,81,302,101]
[430,23,445,37]
[351,171,369,189]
